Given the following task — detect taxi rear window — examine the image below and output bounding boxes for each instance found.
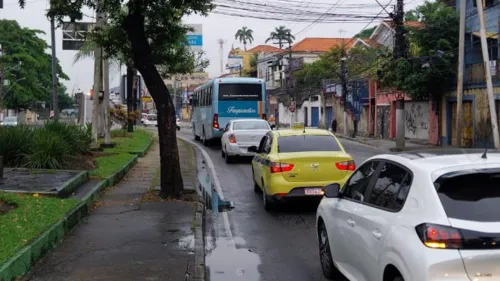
[278,135,341,153]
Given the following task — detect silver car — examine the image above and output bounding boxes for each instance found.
[0,117,19,127]
[221,119,272,163]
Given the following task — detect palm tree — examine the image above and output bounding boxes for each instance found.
[234,27,254,51]
[265,26,295,49]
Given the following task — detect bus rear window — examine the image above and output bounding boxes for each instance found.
[219,84,262,101]
[278,135,341,153]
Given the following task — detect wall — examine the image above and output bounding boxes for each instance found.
[404,101,429,140]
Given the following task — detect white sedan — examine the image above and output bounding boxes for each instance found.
[316,149,500,281]
[143,114,157,127]
[221,119,272,163]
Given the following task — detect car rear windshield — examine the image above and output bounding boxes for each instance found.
[233,121,269,130]
[437,171,500,222]
[278,135,341,153]
[218,84,262,101]
[148,115,157,120]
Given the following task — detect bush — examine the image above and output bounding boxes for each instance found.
[44,121,92,154]
[0,126,34,166]
[23,128,70,169]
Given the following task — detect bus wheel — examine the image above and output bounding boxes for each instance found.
[202,130,209,146]
[193,126,200,141]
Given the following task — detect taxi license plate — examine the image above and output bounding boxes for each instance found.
[304,188,323,195]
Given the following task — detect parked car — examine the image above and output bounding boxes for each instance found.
[221,119,271,163]
[143,114,157,127]
[176,115,181,131]
[316,149,500,281]
[0,117,19,127]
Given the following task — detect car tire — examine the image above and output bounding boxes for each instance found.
[393,277,404,281]
[319,223,342,280]
[177,126,180,131]
[262,183,274,211]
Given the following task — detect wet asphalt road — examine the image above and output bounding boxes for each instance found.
[178,129,385,281]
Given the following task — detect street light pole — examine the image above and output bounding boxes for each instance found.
[50,17,59,120]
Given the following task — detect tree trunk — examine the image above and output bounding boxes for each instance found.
[126,64,134,133]
[124,10,183,198]
[103,58,111,144]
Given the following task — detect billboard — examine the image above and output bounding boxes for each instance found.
[186,24,203,51]
[227,56,243,70]
[62,21,95,50]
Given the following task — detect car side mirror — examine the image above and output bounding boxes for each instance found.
[323,183,341,198]
[248,146,258,153]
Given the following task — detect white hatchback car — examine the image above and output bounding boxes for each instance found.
[143,114,157,127]
[317,149,500,281]
[221,119,272,163]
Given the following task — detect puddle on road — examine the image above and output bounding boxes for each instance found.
[206,237,261,281]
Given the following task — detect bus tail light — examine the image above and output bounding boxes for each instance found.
[213,113,219,129]
[262,114,267,120]
[228,134,237,143]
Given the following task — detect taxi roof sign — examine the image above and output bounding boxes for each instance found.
[291,122,305,130]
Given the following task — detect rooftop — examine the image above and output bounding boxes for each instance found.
[290,37,355,53]
[247,45,282,53]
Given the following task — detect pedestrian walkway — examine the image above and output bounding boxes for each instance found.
[335,133,434,152]
[23,137,204,281]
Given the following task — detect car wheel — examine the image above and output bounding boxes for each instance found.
[225,146,233,163]
[393,277,404,281]
[319,223,342,280]
[177,126,180,131]
[262,183,274,211]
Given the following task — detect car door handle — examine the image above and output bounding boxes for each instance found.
[372,230,382,239]
[347,219,356,227]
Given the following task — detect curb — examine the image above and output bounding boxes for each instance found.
[186,201,206,281]
[0,142,150,281]
[57,171,89,198]
[334,134,389,152]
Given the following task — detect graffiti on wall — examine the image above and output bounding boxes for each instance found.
[404,102,429,140]
[377,106,390,139]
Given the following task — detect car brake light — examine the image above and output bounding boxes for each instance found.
[415,223,463,249]
[213,113,219,129]
[228,134,237,143]
[335,160,356,171]
[270,162,294,173]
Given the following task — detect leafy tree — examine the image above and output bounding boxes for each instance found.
[354,26,376,38]
[265,26,295,49]
[380,1,459,101]
[18,0,213,198]
[235,27,254,51]
[0,20,68,111]
[405,10,420,21]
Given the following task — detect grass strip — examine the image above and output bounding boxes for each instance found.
[104,129,153,154]
[90,153,137,179]
[0,193,79,265]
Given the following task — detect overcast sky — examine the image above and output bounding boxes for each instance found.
[0,0,425,94]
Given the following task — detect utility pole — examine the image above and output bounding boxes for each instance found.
[393,0,407,149]
[92,3,104,145]
[340,52,348,136]
[217,39,226,76]
[50,16,59,120]
[455,0,466,147]
[0,44,4,117]
[286,32,296,122]
[103,57,110,144]
[476,0,500,148]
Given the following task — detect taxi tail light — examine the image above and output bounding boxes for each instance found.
[335,160,356,171]
[228,134,237,143]
[270,162,294,173]
[213,113,219,129]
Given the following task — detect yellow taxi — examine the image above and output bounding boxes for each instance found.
[248,123,355,210]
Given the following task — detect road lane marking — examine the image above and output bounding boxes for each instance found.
[178,136,236,249]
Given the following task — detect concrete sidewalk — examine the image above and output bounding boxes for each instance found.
[23,138,205,281]
[335,133,434,152]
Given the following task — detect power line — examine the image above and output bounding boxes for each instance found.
[293,0,346,36]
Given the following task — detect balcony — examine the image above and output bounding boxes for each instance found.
[464,60,500,88]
